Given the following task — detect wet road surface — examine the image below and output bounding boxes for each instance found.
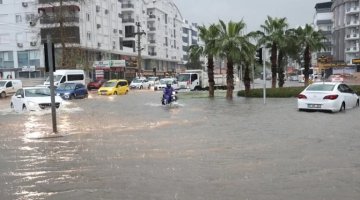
[0,90,360,200]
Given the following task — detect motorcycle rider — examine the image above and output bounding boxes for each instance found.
[162,83,174,105]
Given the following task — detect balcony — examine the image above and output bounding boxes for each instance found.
[148,27,156,32]
[148,52,157,56]
[122,18,135,23]
[345,33,360,40]
[40,16,79,24]
[39,0,79,3]
[346,20,360,27]
[122,3,134,8]
[346,7,359,14]
[345,46,359,53]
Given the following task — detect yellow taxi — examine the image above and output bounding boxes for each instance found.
[97,79,129,95]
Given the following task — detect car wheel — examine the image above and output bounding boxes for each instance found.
[22,104,27,111]
[356,100,359,107]
[113,91,118,95]
[140,85,143,90]
[69,94,75,100]
[125,90,128,95]
[84,93,88,98]
[10,102,14,109]
[0,92,6,98]
[339,102,345,112]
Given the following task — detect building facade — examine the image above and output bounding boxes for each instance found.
[181,19,199,65]
[0,0,41,78]
[332,0,360,64]
[0,0,188,79]
[314,2,333,61]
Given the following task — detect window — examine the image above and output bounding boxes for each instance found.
[87,32,91,40]
[0,51,14,68]
[0,0,3,4]
[86,13,90,21]
[67,74,84,81]
[15,14,22,23]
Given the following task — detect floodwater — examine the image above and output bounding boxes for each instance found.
[0,90,360,200]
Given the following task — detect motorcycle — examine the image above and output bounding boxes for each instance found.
[161,91,178,106]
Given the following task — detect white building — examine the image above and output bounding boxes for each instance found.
[181,19,199,65]
[0,0,41,78]
[0,0,188,79]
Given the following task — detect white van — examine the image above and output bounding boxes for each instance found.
[0,80,23,98]
[44,70,85,86]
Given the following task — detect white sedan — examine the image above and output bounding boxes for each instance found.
[297,82,359,112]
[154,78,179,91]
[11,87,63,112]
[129,78,151,89]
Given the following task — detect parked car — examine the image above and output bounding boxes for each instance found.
[87,79,107,90]
[98,79,129,95]
[56,83,88,100]
[154,78,179,91]
[129,78,151,89]
[147,77,160,89]
[10,87,63,112]
[329,74,344,83]
[0,80,23,98]
[297,82,359,112]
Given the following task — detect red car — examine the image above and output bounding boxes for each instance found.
[87,79,107,90]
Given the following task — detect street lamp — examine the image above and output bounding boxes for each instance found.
[134,22,146,73]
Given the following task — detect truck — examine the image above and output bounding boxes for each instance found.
[177,70,227,90]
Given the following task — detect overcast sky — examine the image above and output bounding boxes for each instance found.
[173,0,327,32]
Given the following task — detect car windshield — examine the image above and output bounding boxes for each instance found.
[25,88,51,97]
[148,77,157,81]
[0,81,6,87]
[132,79,143,83]
[160,79,173,84]
[103,82,117,87]
[306,84,335,91]
[177,74,190,82]
[57,83,76,90]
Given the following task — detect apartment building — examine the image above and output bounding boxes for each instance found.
[0,0,186,79]
[0,0,40,79]
[181,19,199,65]
[314,2,333,61]
[332,0,360,64]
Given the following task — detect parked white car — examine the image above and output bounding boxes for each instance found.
[297,82,359,112]
[10,87,63,112]
[147,77,160,89]
[129,78,151,89]
[0,80,22,98]
[154,78,179,91]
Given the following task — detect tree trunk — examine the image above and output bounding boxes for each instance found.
[304,46,311,86]
[278,50,285,88]
[207,55,215,98]
[243,65,251,96]
[226,58,234,99]
[271,43,277,88]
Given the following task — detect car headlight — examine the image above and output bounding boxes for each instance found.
[28,101,36,107]
[64,92,70,95]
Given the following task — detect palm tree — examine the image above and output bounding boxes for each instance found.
[257,16,289,88]
[295,24,325,86]
[217,20,254,99]
[188,24,220,97]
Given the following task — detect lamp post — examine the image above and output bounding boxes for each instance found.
[134,22,146,73]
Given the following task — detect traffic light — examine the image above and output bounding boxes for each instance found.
[44,42,56,72]
[256,48,263,64]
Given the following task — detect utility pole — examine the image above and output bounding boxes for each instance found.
[134,22,146,73]
[46,35,57,133]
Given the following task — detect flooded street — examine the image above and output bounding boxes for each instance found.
[0,91,360,200]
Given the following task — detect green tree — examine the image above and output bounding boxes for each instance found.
[257,16,289,88]
[188,24,220,97]
[295,24,325,86]
[217,20,254,99]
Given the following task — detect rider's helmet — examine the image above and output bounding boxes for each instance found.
[166,83,172,88]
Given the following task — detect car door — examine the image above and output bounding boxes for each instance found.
[342,84,357,107]
[5,81,15,95]
[12,89,24,111]
[338,84,354,107]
